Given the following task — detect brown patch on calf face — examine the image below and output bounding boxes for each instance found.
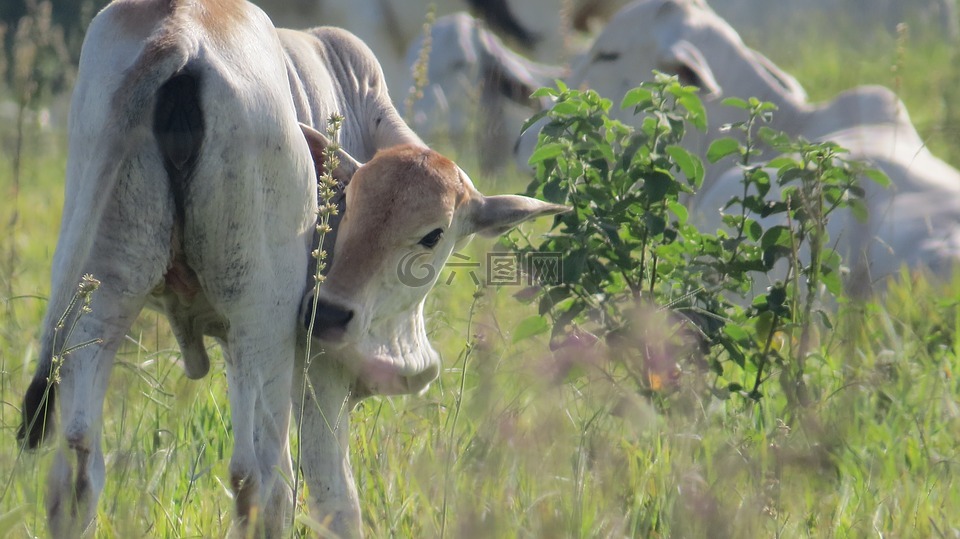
[325,145,469,292]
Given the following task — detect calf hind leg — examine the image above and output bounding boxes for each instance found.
[41,289,149,536]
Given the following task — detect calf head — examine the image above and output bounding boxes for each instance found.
[301,124,567,396]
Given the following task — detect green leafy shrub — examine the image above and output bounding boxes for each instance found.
[509,75,889,406]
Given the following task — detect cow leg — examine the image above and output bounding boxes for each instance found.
[220,306,296,538]
[292,344,361,537]
[254,338,295,535]
[261,411,294,533]
[26,163,173,535]
[41,286,149,537]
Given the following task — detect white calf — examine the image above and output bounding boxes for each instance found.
[18,2,566,535]
[18,0,315,536]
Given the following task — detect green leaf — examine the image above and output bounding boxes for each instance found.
[721,97,749,109]
[643,171,675,203]
[512,315,550,342]
[723,324,749,341]
[667,201,688,225]
[767,156,799,169]
[542,178,567,204]
[562,249,588,283]
[758,126,792,149]
[821,266,843,296]
[666,145,705,187]
[707,137,741,163]
[816,309,835,330]
[644,213,667,236]
[621,87,653,110]
[849,198,869,223]
[746,218,763,241]
[678,92,708,131]
[865,168,892,188]
[551,101,580,116]
[520,109,549,135]
[761,225,792,249]
[527,142,565,166]
[531,86,560,98]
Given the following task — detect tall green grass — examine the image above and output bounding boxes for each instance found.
[1,10,959,539]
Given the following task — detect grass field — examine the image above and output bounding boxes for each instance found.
[2,6,960,539]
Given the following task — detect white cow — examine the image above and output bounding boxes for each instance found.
[315,0,631,103]
[404,12,566,173]
[516,0,960,283]
[18,0,565,536]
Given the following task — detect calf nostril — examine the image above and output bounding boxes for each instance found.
[304,298,354,341]
[319,302,354,327]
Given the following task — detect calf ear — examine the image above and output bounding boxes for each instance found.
[300,123,362,185]
[468,194,570,237]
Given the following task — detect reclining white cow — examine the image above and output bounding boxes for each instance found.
[316,0,631,103]
[403,7,802,174]
[18,0,566,536]
[404,12,566,173]
[516,0,960,283]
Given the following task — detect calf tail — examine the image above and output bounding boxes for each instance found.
[18,360,56,449]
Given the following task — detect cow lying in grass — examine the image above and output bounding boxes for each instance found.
[403,12,566,174]
[315,0,631,102]
[516,0,960,283]
[17,0,566,536]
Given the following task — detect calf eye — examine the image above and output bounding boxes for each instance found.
[419,228,444,249]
